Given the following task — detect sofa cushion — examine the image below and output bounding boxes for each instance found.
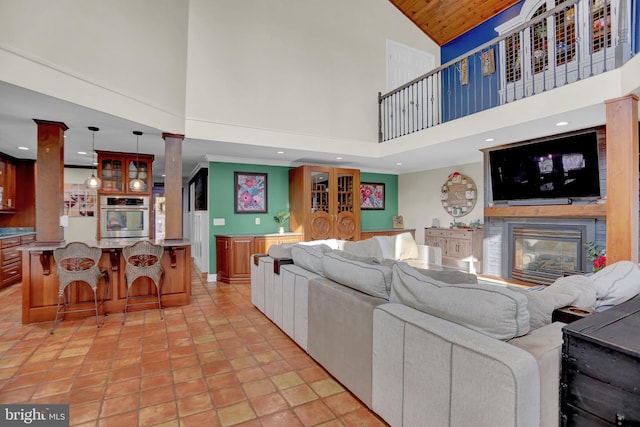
[395,232,418,260]
[512,287,575,331]
[414,266,478,285]
[322,252,392,299]
[373,235,396,260]
[391,263,530,339]
[591,261,640,311]
[291,244,331,276]
[343,238,383,262]
[267,242,297,259]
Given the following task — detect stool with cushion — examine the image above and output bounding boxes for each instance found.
[122,240,164,324]
[52,242,109,334]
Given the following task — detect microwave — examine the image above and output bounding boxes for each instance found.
[99,196,150,239]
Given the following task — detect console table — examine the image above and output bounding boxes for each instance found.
[424,227,482,273]
[560,296,640,426]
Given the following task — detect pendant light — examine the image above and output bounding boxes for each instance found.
[129,130,145,192]
[84,126,102,189]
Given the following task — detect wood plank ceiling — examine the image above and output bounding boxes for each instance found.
[389,0,522,46]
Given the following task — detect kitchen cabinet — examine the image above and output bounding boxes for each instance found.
[96,150,154,195]
[0,156,16,211]
[424,228,483,273]
[289,165,360,241]
[216,233,303,284]
[0,233,35,288]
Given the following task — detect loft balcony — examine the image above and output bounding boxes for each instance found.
[379,0,637,142]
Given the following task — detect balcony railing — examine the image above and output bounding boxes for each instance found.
[378,0,636,142]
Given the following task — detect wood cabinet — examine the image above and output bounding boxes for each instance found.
[0,233,34,288]
[425,228,483,273]
[560,296,640,426]
[0,155,16,211]
[216,233,303,284]
[289,165,360,241]
[359,229,415,240]
[96,150,154,195]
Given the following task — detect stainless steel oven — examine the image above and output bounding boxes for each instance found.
[99,196,150,239]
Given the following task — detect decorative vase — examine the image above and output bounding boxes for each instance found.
[279,226,284,234]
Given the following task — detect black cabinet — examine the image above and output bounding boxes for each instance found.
[561,296,640,426]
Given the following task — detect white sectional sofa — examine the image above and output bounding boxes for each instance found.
[249,232,624,427]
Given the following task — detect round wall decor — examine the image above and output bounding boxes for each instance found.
[440,172,477,218]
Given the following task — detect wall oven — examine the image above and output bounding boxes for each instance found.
[99,196,150,239]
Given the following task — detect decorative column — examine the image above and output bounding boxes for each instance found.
[33,119,67,244]
[605,95,639,263]
[162,133,184,241]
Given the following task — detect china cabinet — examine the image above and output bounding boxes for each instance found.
[96,150,154,195]
[289,165,360,241]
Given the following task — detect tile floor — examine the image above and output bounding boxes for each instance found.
[0,268,388,426]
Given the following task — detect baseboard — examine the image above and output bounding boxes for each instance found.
[207,273,217,283]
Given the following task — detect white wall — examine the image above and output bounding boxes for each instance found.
[0,0,189,133]
[63,168,98,242]
[399,162,484,244]
[184,0,440,155]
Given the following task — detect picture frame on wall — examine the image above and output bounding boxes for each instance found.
[360,182,385,210]
[481,48,496,76]
[234,172,267,213]
[393,215,404,229]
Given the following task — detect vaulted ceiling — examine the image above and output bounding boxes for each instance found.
[389,0,522,46]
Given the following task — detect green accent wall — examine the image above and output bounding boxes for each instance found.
[207,164,399,273]
[360,172,399,230]
[209,162,291,271]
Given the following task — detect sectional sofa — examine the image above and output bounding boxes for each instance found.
[250,233,634,427]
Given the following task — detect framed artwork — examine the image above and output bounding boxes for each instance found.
[459,58,469,85]
[63,184,97,217]
[234,172,267,213]
[393,215,404,229]
[481,49,496,76]
[360,182,385,210]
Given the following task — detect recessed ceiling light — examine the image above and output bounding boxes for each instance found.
[396,162,403,166]
[485,138,495,142]
[78,151,87,155]
[556,121,569,126]
[336,157,343,160]
[276,151,284,154]
[17,146,29,151]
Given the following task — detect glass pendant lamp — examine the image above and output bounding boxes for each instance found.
[129,131,145,192]
[84,126,102,189]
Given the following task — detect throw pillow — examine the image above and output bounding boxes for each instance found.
[395,232,419,260]
[591,261,640,311]
[343,238,384,262]
[291,244,331,276]
[511,287,574,330]
[414,267,478,285]
[373,235,396,259]
[267,242,296,259]
[391,263,530,340]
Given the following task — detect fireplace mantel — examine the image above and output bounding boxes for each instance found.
[485,203,606,218]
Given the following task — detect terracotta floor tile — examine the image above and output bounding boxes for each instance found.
[249,392,289,416]
[294,400,335,426]
[0,269,388,427]
[281,384,319,407]
[216,401,256,427]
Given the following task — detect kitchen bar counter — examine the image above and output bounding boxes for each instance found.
[20,239,192,324]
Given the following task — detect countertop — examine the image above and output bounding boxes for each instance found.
[215,232,302,238]
[20,238,191,251]
[0,228,35,238]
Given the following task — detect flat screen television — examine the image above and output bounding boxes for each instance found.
[489,131,601,202]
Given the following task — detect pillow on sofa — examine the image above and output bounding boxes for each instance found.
[291,244,331,276]
[373,235,396,259]
[395,232,418,260]
[391,263,530,339]
[591,261,640,311]
[330,249,380,264]
[322,251,392,299]
[267,243,297,259]
[511,287,575,330]
[343,238,383,262]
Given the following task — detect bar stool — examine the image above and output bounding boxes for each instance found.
[52,242,109,334]
[122,240,164,324]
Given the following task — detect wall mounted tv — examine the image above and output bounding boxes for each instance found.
[489,131,601,203]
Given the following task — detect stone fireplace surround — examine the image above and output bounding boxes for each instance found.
[483,216,605,285]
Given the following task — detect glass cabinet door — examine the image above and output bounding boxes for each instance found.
[100,158,123,192]
[127,159,151,192]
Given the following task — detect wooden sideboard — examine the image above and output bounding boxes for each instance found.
[424,227,483,273]
[216,233,303,284]
[359,228,415,240]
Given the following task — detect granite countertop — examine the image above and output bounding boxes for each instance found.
[20,238,191,251]
[0,228,35,238]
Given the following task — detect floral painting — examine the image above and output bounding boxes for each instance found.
[360,183,385,210]
[234,172,267,213]
[64,184,97,217]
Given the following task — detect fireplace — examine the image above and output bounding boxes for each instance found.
[505,220,596,285]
